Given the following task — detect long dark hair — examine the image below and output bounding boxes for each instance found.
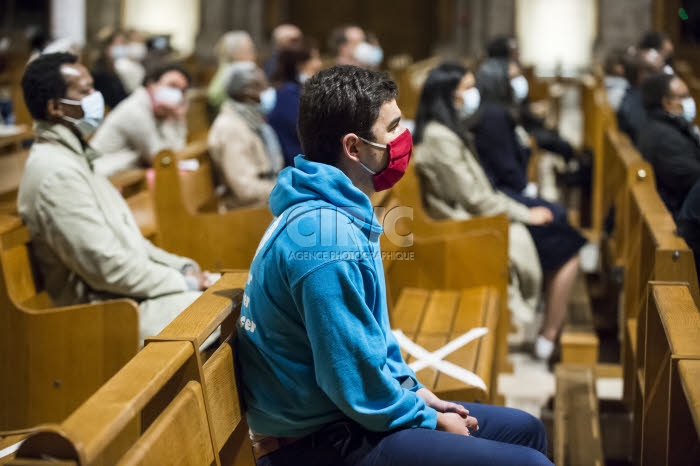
[270,38,316,87]
[476,58,512,105]
[414,62,470,144]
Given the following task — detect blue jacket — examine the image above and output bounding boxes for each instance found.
[237,155,438,437]
[267,82,303,167]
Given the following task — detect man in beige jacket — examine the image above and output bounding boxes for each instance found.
[91,63,189,176]
[18,52,207,344]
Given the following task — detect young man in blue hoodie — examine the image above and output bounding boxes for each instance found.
[237,65,553,466]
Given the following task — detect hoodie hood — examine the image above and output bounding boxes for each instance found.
[270,155,383,238]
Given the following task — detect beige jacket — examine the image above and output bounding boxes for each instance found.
[208,101,283,209]
[91,87,187,176]
[414,121,541,323]
[18,122,200,342]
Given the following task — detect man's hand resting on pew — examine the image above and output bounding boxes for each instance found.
[183,267,214,290]
[528,206,554,225]
[417,387,479,435]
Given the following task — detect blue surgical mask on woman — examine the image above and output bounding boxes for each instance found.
[457,87,481,118]
[511,75,529,102]
[259,87,277,115]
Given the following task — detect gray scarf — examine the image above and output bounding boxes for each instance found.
[232,101,283,175]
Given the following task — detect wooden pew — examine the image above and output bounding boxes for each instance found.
[638,282,700,466]
[152,140,273,271]
[554,364,605,466]
[0,215,139,431]
[185,87,210,143]
[373,167,509,401]
[10,272,254,466]
[621,180,700,412]
[0,127,32,155]
[669,359,700,466]
[0,149,29,214]
[602,124,652,268]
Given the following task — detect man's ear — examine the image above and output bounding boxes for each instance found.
[341,133,361,162]
[46,99,64,119]
[661,95,673,112]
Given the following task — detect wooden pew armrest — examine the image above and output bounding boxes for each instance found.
[108,169,147,195]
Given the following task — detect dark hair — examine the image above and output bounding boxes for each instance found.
[21,52,78,120]
[414,62,469,144]
[638,31,669,51]
[271,38,315,86]
[328,25,360,56]
[143,62,191,87]
[487,36,515,59]
[93,30,125,74]
[604,47,628,76]
[642,73,675,112]
[476,58,512,105]
[297,65,397,165]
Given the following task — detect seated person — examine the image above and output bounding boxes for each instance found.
[473,58,585,358]
[263,24,302,78]
[91,29,128,109]
[486,36,577,163]
[207,30,257,113]
[208,62,283,210]
[678,180,700,281]
[637,73,700,218]
[638,31,675,75]
[329,24,366,66]
[114,29,147,94]
[415,62,577,359]
[603,47,631,111]
[237,65,553,466]
[267,37,322,167]
[18,52,209,345]
[617,48,665,143]
[91,63,189,176]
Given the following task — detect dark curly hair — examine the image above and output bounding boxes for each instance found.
[297,65,397,165]
[21,52,78,121]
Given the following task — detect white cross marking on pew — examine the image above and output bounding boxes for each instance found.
[392,328,489,390]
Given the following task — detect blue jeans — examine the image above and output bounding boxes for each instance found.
[256,403,553,466]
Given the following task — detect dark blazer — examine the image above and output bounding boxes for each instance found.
[637,109,700,217]
[617,87,646,143]
[267,82,302,167]
[678,180,700,280]
[472,102,530,194]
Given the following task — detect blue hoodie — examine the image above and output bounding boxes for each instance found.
[237,155,438,437]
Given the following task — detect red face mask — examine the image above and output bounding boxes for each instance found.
[358,129,413,192]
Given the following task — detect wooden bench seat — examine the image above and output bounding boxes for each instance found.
[0,215,139,432]
[390,287,500,403]
[554,364,604,466]
[0,149,29,214]
[638,283,700,466]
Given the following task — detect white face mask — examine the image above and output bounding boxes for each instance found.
[259,87,277,114]
[457,87,481,118]
[110,45,128,60]
[59,91,105,137]
[153,86,184,106]
[511,75,529,102]
[127,42,147,61]
[682,97,696,123]
[297,72,310,84]
[354,42,384,67]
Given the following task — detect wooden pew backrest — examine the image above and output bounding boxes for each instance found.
[152,142,272,270]
[0,216,139,431]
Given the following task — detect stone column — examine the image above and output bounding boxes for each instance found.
[51,0,86,45]
[85,0,121,44]
[195,0,264,62]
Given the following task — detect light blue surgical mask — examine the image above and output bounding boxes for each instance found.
[457,87,481,118]
[511,75,529,102]
[682,97,696,123]
[59,91,105,137]
[259,87,277,115]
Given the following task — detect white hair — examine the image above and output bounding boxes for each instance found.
[225,61,260,98]
[216,30,254,63]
